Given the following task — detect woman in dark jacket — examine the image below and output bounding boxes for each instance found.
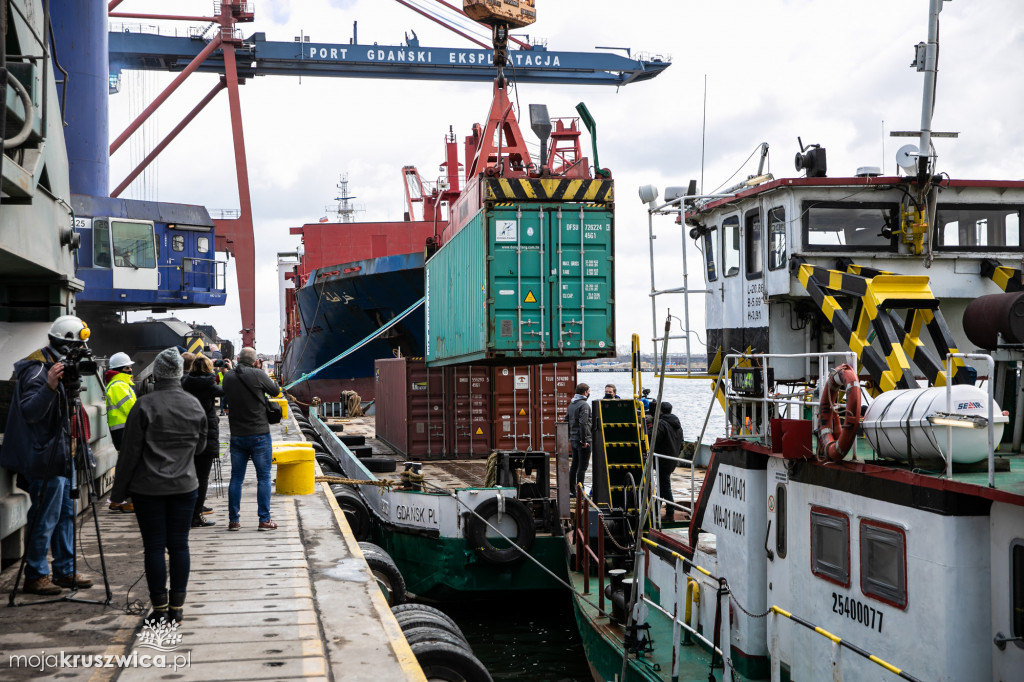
[110,348,205,624]
[181,355,223,528]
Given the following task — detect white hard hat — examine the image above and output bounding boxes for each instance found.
[109,352,134,370]
[48,315,90,343]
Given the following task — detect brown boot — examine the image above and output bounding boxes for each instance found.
[24,576,63,595]
[662,510,676,523]
[53,573,93,589]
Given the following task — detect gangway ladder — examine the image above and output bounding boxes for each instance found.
[591,399,647,515]
[642,184,726,378]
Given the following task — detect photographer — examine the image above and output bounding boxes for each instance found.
[0,315,94,595]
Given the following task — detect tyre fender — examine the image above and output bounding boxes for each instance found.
[410,641,493,682]
[401,626,472,651]
[331,484,371,541]
[391,603,462,634]
[464,496,535,566]
[360,544,406,606]
[394,611,467,642]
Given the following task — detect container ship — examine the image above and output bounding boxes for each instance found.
[279,147,462,404]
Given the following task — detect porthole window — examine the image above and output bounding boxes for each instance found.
[811,507,849,586]
[775,484,787,559]
[860,520,907,608]
[1013,540,1024,642]
[172,235,184,252]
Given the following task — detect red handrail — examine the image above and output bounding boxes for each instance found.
[573,483,605,615]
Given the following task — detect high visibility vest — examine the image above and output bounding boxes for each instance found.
[105,373,137,431]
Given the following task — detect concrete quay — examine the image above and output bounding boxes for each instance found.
[0,415,425,681]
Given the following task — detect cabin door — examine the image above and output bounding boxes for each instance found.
[109,219,158,292]
[170,227,216,292]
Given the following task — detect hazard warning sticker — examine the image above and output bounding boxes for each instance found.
[524,290,537,303]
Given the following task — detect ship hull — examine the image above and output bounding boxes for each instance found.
[280,252,426,403]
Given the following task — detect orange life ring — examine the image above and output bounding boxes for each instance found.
[817,363,861,462]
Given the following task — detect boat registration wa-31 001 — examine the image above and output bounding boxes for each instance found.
[565,2,1024,681]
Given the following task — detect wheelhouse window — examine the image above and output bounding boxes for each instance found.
[811,507,849,586]
[172,235,185,252]
[93,219,111,268]
[723,216,740,277]
[775,484,787,559]
[111,221,156,269]
[745,209,762,279]
[803,202,898,251]
[1013,540,1024,641]
[934,205,1022,250]
[860,520,907,608]
[768,207,787,270]
[703,226,718,282]
[198,236,210,254]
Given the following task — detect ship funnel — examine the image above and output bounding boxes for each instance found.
[529,104,552,169]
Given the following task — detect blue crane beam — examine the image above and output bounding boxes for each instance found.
[108,31,670,86]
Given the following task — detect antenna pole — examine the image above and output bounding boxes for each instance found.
[918,0,943,180]
[700,75,707,193]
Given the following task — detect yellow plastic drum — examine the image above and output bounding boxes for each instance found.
[269,397,288,419]
[272,443,315,495]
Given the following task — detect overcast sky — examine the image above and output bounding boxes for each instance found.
[109,0,1024,358]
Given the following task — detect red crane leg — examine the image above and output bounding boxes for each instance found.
[108,13,218,22]
[219,42,257,349]
[109,35,223,155]
[111,82,226,198]
[107,0,125,11]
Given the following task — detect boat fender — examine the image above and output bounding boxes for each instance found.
[401,626,473,652]
[358,541,407,606]
[391,604,463,635]
[395,611,468,641]
[816,364,862,462]
[464,496,535,566]
[331,484,372,541]
[409,641,493,682]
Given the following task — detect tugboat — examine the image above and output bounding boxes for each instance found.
[567,1,1024,680]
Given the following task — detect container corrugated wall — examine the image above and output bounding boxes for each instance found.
[425,202,614,366]
[374,358,576,459]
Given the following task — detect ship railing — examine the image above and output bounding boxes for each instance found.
[650,451,696,525]
[159,258,227,293]
[945,352,997,487]
[572,486,607,616]
[722,351,856,446]
[639,537,731,681]
[768,605,924,682]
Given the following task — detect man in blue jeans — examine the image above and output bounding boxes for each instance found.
[221,347,279,531]
[0,315,94,594]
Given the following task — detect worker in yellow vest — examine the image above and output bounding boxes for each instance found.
[105,352,137,512]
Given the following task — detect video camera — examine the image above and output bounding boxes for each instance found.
[59,345,98,389]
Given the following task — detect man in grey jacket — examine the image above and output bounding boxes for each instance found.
[566,383,592,496]
[222,347,280,531]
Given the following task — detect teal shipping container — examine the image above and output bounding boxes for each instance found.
[425,201,614,366]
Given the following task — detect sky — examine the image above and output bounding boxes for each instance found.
[108,0,1024,358]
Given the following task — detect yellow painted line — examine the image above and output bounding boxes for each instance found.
[86,614,146,682]
[498,178,515,199]
[318,463,427,682]
[641,538,713,577]
[814,626,842,644]
[519,180,538,200]
[565,179,584,199]
[770,605,791,618]
[993,266,1013,291]
[582,181,602,201]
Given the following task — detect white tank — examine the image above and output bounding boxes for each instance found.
[862,385,1007,464]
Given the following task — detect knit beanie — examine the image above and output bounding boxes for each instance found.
[154,348,184,380]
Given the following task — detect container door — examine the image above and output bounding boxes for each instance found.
[532,362,577,453]
[448,365,492,458]
[408,361,448,459]
[492,366,535,451]
[110,219,158,292]
[550,205,614,355]
[489,206,547,354]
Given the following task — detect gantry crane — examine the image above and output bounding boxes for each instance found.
[106,1,670,347]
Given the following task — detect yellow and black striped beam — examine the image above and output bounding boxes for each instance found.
[795,263,913,392]
[770,606,924,682]
[981,258,1023,292]
[483,177,614,204]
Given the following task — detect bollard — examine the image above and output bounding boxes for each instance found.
[269,397,289,419]
[271,442,315,495]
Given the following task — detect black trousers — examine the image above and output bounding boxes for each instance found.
[133,490,198,598]
[192,438,218,520]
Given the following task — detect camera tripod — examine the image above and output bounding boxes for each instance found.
[8,370,113,607]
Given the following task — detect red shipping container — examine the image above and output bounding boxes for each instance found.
[448,365,493,458]
[374,358,448,459]
[531,362,577,453]
[491,366,537,451]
